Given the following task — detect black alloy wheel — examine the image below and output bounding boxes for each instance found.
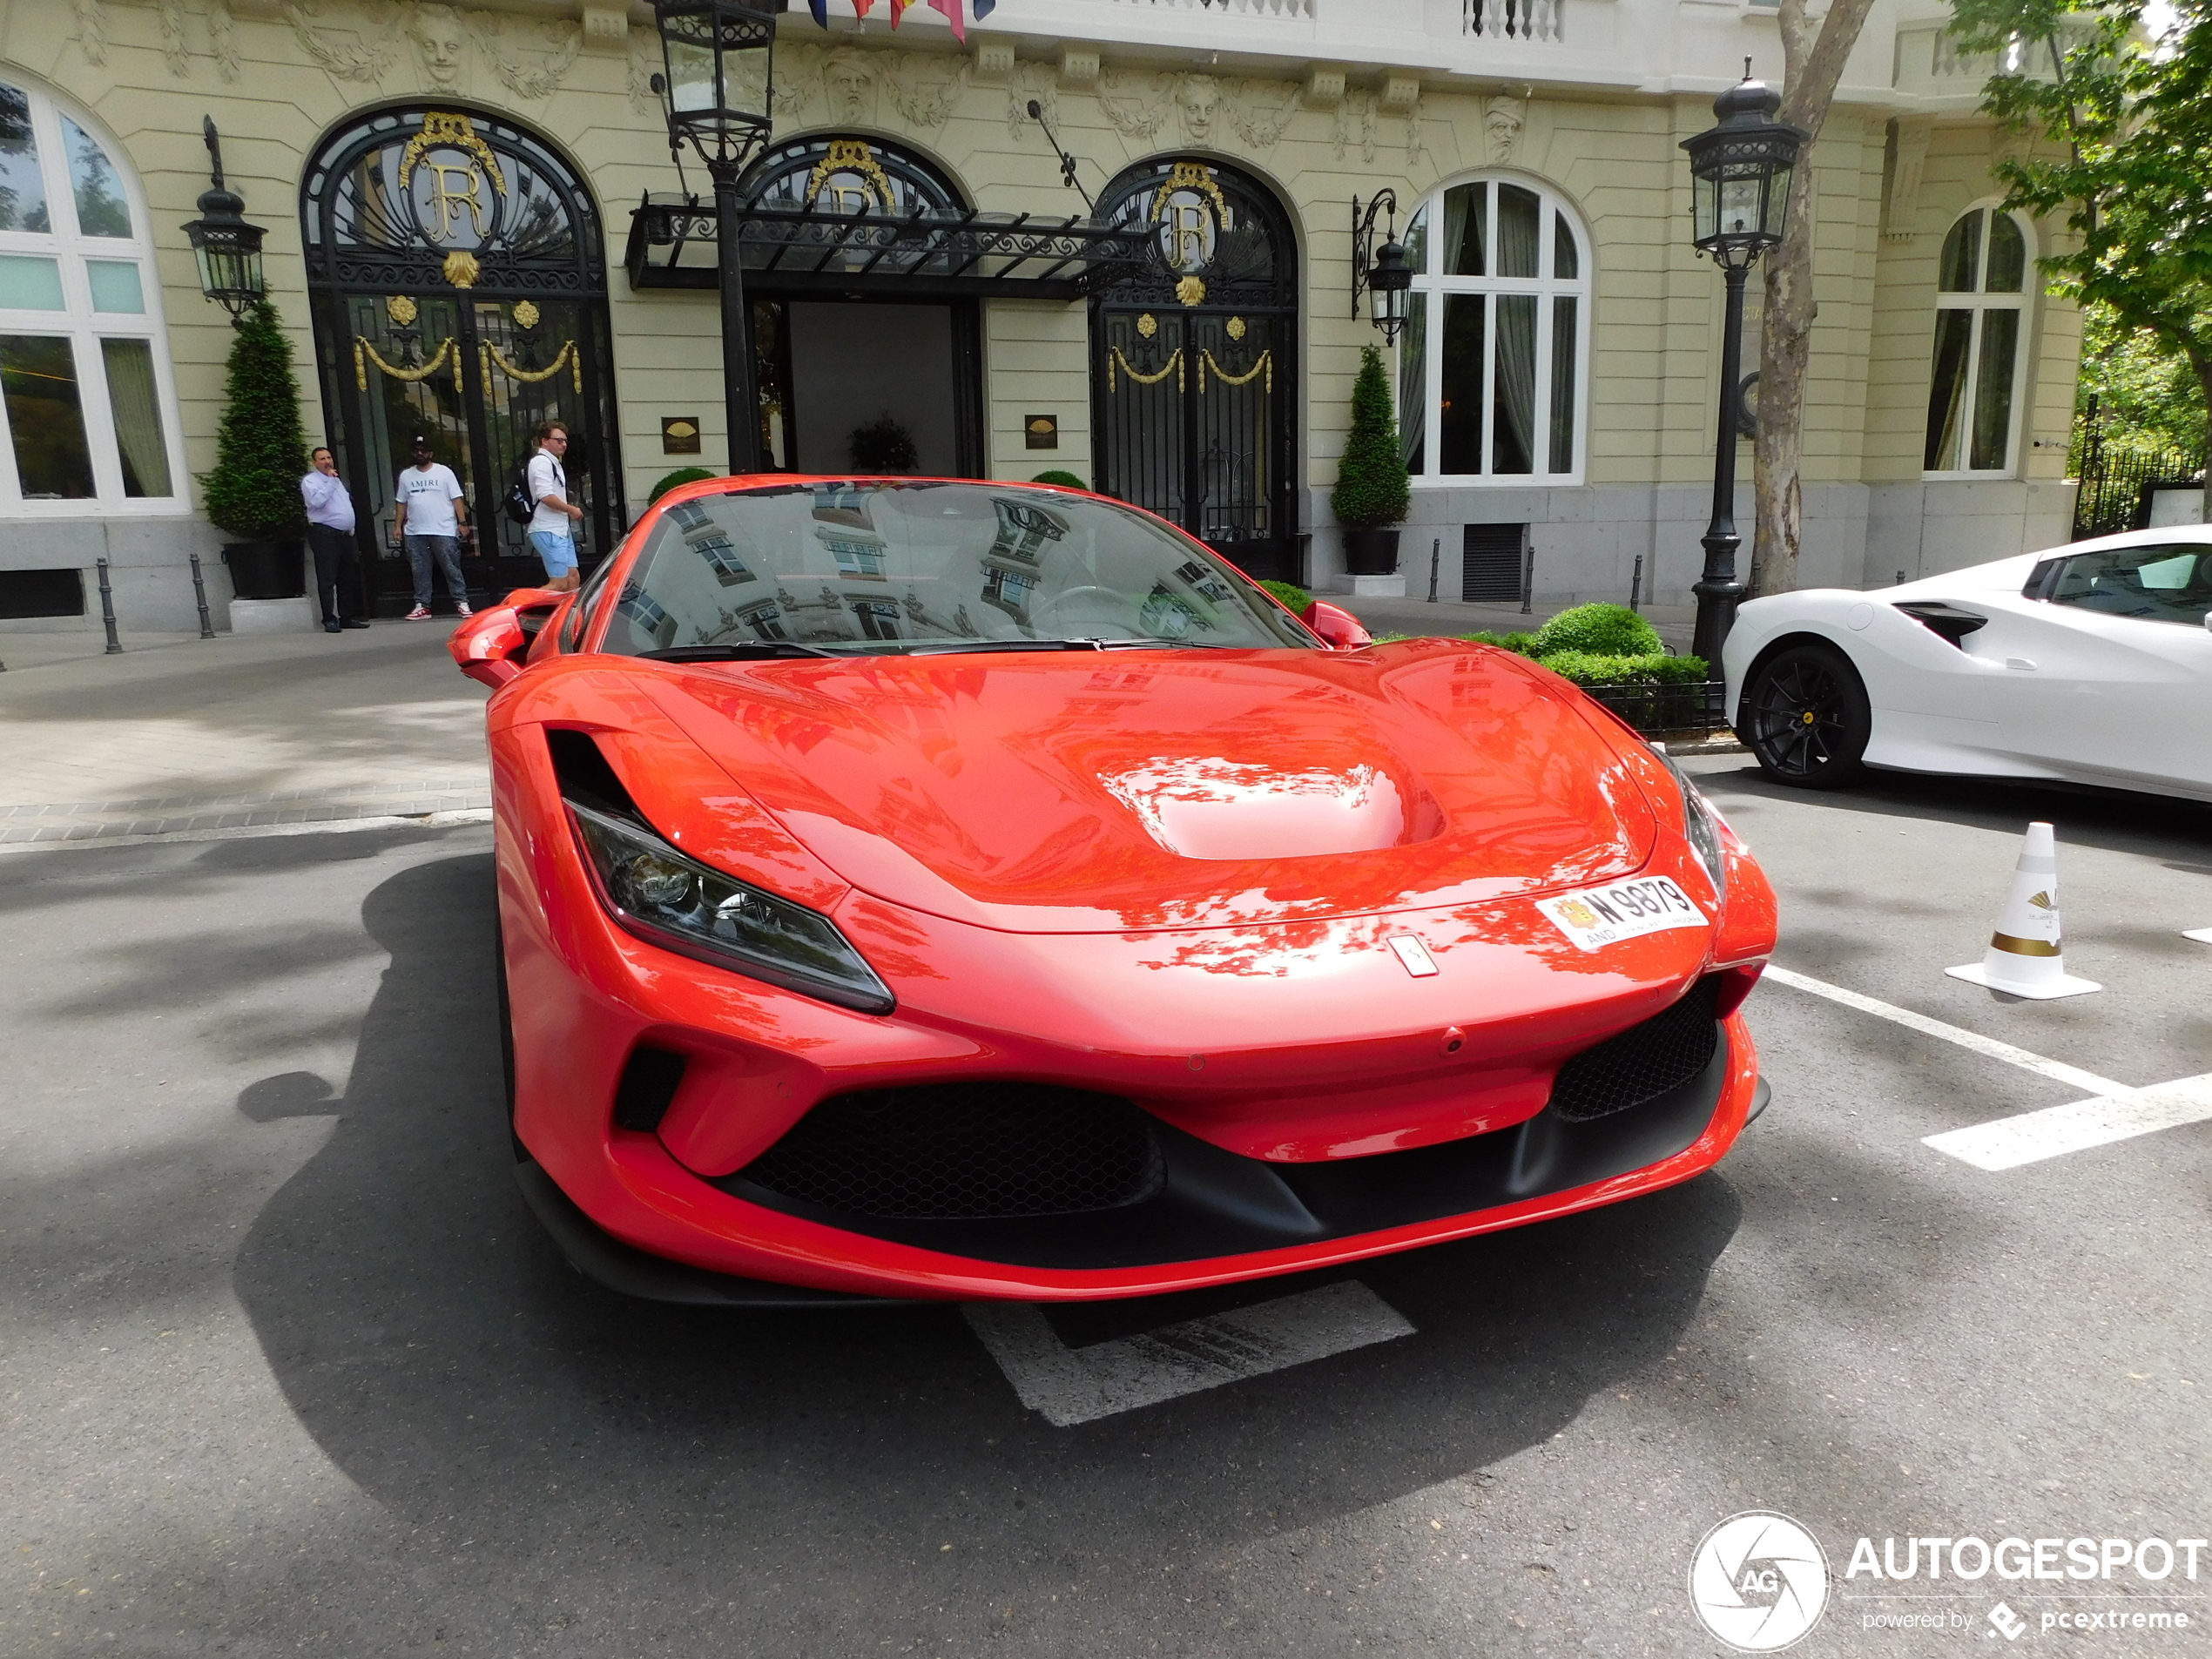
[1742,642,1872,788]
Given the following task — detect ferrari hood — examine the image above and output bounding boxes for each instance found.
[641,641,1659,934]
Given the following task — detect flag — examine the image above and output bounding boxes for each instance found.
[851,0,874,14]
[807,0,827,24]
[973,0,995,14]
[888,0,913,24]
[927,0,965,41]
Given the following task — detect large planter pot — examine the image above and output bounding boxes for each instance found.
[1341,527,1401,577]
[222,539,307,601]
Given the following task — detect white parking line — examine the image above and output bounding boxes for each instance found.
[963,1279,1413,1427]
[1761,965,2212,1169]
[1923,1076,2212,1170]
[1759,964,2126,1096]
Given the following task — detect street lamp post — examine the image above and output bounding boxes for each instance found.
[1351,192,1413,345]
[653,0,778,476]
[1680,68,1805,667]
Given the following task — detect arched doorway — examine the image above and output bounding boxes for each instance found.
[1090,158,1298,581]
[301,106,624,614]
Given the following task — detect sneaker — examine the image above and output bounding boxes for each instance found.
[323,622,341,634]
[341,619,370,630]
[405,605,431,621]
[455,602,473,617]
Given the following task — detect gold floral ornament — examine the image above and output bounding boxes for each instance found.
[1108,346,1184,393]
[1136,313,1157,339]
[442,251,481,289]
[512,300,541,330]
[354,336,462,391]
[1225,316,1246,341]
[1199,348,1271,392]
[1175,274,1206,307]
[386,294,419,327]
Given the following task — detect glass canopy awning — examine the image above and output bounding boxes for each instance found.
[624,194,1156,300]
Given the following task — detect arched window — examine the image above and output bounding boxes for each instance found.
[1925,206,2031,475]
[0,78,182,510]
[1399,175,1588,483]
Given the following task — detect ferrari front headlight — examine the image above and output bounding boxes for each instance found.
[567,799,895,1015]
[1654,746,1730,901]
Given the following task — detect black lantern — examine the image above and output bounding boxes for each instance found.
[1681,70,1804,269]
[179,118,266,325]
[653,0,779,475]
[656,0,778,171]
[1352,191,1413,344]
[1678,67,1805,665]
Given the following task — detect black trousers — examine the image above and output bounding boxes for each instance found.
[307,523,359,626]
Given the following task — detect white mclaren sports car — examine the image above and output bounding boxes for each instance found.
[1723,525,2212,798]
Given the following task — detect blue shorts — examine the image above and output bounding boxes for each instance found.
[528,529,577,577]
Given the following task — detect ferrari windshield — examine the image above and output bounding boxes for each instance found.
[597,481,1318,657]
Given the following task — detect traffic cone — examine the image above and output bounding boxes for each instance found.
[1945,821,2101,999]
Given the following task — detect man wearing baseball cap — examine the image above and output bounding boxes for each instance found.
[393,435,471,620]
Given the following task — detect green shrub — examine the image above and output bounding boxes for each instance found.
[649,467,717,504]
[1030,469,1086,489]
[849,412,919,472]
[199,300,309,540]
[1328,344,1410,528]
[1460,630,1542,657]
[1532,603,1662,659]
[1258,579,1312,613]
[1537,650,1710,687]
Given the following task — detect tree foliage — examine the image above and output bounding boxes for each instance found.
[1329,344,1410,528]
[2077,300,2209,466]
[200,300,309,541]
[1952,0,2212,504]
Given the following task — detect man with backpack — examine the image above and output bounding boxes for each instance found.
[520,421,585,593]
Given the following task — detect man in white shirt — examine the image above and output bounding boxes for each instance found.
[524,421,586,594]
[300,446,368,633]
[393,435,472,621]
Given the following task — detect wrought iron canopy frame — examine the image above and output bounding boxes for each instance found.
[624,193,1156,300]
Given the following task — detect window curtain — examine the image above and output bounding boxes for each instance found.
[1443,185,1481,276]
[1493,294,1536,473]
[1548,296,1578,473]
[1924,310,1974,470]
[100,338,171,497]
[1399,293,1426,475]
[1969,311,2019,471]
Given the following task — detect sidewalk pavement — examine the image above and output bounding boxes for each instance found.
[0,623,489,846]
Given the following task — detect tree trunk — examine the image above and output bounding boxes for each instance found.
[1750,0,1879,597]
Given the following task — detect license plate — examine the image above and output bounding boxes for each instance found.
[1534,876,1707,951]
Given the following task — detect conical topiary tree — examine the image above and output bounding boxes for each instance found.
[200,299,310,540]
[1329,343,1410,529]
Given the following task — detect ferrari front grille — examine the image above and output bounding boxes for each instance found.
[1547,977,1720,1123]
[738,1083,1168,1220]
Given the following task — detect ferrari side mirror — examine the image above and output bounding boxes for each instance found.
[1300,599,1373,651]
[449,604,532,690]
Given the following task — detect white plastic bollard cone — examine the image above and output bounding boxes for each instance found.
[2185,927,2212,944]
[1945,821,2101,999]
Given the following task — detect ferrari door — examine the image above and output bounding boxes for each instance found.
[1975,542,2212,792]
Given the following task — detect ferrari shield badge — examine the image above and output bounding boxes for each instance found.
[1535,878,1706,952]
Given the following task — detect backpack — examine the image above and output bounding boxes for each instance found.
[502,458,537,526]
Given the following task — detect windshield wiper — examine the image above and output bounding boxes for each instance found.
[638,642,842,662]
[907,637,1233,656]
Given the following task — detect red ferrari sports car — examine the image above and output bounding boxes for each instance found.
[450,476,1777,1305]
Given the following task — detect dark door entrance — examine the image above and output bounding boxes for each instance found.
[300,107,624,614]
[1091,159,1298,582]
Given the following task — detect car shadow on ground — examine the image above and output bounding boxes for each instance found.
[228,848,1743,1626]
[1696,758,2212,872]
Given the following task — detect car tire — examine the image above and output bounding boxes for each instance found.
[1741,641,1872,789]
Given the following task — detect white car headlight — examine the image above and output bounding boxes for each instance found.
[567,799,894,1015]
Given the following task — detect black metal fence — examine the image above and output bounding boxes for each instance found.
[2070,401,2204,541]
[1582,678,1730,738]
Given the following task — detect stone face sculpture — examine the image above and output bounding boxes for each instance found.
[1485,95,1526,165]
[408,3,469,87]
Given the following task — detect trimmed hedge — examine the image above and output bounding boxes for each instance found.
[1537,649,1710,687]
[649,467,717,504]
[1030,469,1086,489]
[1259,579,1312,614]
[1532,603,1662,658]
[201,300,309,540]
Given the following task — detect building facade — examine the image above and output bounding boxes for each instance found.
[0,0,2077,631]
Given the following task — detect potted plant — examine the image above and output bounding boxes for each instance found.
[849,412,920,474]
[201,299,310,599]
[1330,343,1411,577]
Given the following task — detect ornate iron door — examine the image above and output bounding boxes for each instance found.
[1091,159,1297,581]
[302,107,623,613]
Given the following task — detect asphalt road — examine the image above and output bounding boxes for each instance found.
[4,759,2211,1657]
